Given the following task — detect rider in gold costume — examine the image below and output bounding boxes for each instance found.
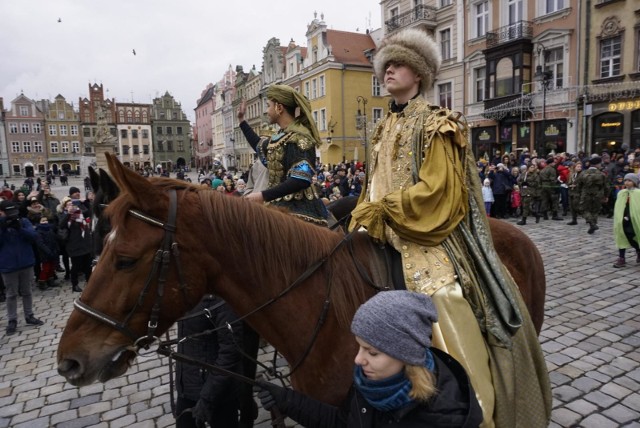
[350,28,551,427]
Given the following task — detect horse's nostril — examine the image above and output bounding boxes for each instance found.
[58,358,81,377]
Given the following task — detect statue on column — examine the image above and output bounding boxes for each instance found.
[94,104,117,171]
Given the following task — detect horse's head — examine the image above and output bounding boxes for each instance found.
[57,154,213,386]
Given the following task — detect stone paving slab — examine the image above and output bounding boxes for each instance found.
[1,176,639,426]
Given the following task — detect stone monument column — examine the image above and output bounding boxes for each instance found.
[93,104,118,171]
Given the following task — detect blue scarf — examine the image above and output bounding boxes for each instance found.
[353,348,435,412]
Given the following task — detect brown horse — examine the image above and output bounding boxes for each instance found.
[57,155,545,406]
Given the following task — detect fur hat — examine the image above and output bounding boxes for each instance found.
[624,173,639,187]
[351,291,438,366]
[373,28,441,95]
[590,155,602,165]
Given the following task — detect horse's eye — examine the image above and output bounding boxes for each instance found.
[115,257,137,270]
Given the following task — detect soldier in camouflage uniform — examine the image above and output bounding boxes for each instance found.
[577,155,608,234]
[566,162,583,225]
[538,158,563,220]
[517,163,542,225]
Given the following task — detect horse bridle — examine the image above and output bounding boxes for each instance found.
[73,189,189,352]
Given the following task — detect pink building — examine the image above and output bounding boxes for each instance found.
[194,84,216,170]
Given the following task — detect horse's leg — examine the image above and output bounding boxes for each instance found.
[238,323,260,428]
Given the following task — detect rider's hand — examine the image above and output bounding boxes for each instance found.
[237,99,246,122]
[243,192,264,204]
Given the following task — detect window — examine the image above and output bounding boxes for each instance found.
[157,141,164,152]
[440,0,451,6]
[20,106,29,116]
[60,125,68,136]
[49,125,57,136]
[23,141,32,153]
[166,127,173,135]
[440,29,451,61]
[176,126,183,135]
[133,145,139,155]
[319,76,325,97]
[127,111,133,123]
[312,79,317,99]
[389,7,399,28]
[313,111,319,125]
[143,145,150,154]
[121,129,128,138]
[474,1,489,38]
[545,47,564,88]
[32,123,41,133]
[305,82,310,99]
[142,129,149,138]
[61,141,69,153]
[119,111,125,122]
[123,145,129,155]
[21,123,30,133]
[34,141,43,153]
[83,127,91,137]
[132,129,138,139]
[72,142,79,153]
[157,126,163,135]
[545,0,564,14]
[58,112,65,120]
[373,108,383,123]
[508,0,523,25]
[50,142,59,153]
[320,109,327,131]
[600,36,622,78]
[70,125,78,136]
[372,76,381,96]
[11,142,20,152]
[9,123,18,134]
[167,141,173,151]
[177,141,184,151]
[474,67,486,102]
[438,82,452,109]
[13,165,21,174]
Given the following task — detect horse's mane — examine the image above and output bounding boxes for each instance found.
[107,177,368,326]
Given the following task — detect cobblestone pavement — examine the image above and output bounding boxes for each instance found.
[1,176,639,427]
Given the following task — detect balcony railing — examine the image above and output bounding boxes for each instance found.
[580,81,640,103]
[486,21,533,48]
[385,4,438,33]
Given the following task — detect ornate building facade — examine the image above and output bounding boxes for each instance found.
[151,92,191,171]
[115,103,153,171]
[5,94,45,177]
[41,95,82,174]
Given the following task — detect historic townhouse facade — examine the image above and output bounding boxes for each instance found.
[5,94,45,177]
[581,0,640,153]
[194,84,216,170]
[79,83,117,168]
[211,65,237,171]
[115,103,153,171]
[291,15,388,164]
[232,65,263,171]
[41,95,82,175]
[151,92,191,171]
[463,0,579,158]
[0,98,8,177]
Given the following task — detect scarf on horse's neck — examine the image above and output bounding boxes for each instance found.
[353,348,435,413]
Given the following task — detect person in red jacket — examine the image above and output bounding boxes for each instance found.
[556,155,571,216]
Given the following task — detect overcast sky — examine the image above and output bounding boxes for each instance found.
[0,0,381,122]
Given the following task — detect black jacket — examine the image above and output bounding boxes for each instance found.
[176,295,244,405]
[274,348,482,428]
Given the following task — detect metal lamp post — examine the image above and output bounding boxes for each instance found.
[356,96,368,163]
[534,44,553,155]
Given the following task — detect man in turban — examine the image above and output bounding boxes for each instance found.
[238,84,328,225]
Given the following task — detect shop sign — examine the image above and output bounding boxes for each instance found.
[472,127,496,143]
[544,123,560,137]
[608,100,640,112]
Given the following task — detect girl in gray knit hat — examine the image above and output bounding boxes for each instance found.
[254,290,482,427]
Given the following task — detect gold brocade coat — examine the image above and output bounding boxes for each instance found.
[350,97,552,427]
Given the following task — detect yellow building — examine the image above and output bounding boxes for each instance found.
[285,15,388,165]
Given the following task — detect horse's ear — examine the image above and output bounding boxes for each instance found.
[105,153,163,209]
[99,168,120,201]
[88,166,100,193]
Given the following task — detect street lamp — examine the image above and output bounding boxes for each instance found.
[534,44,553,155]
[356,96,368,163]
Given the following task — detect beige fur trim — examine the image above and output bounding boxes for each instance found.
[374,28,441,94]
